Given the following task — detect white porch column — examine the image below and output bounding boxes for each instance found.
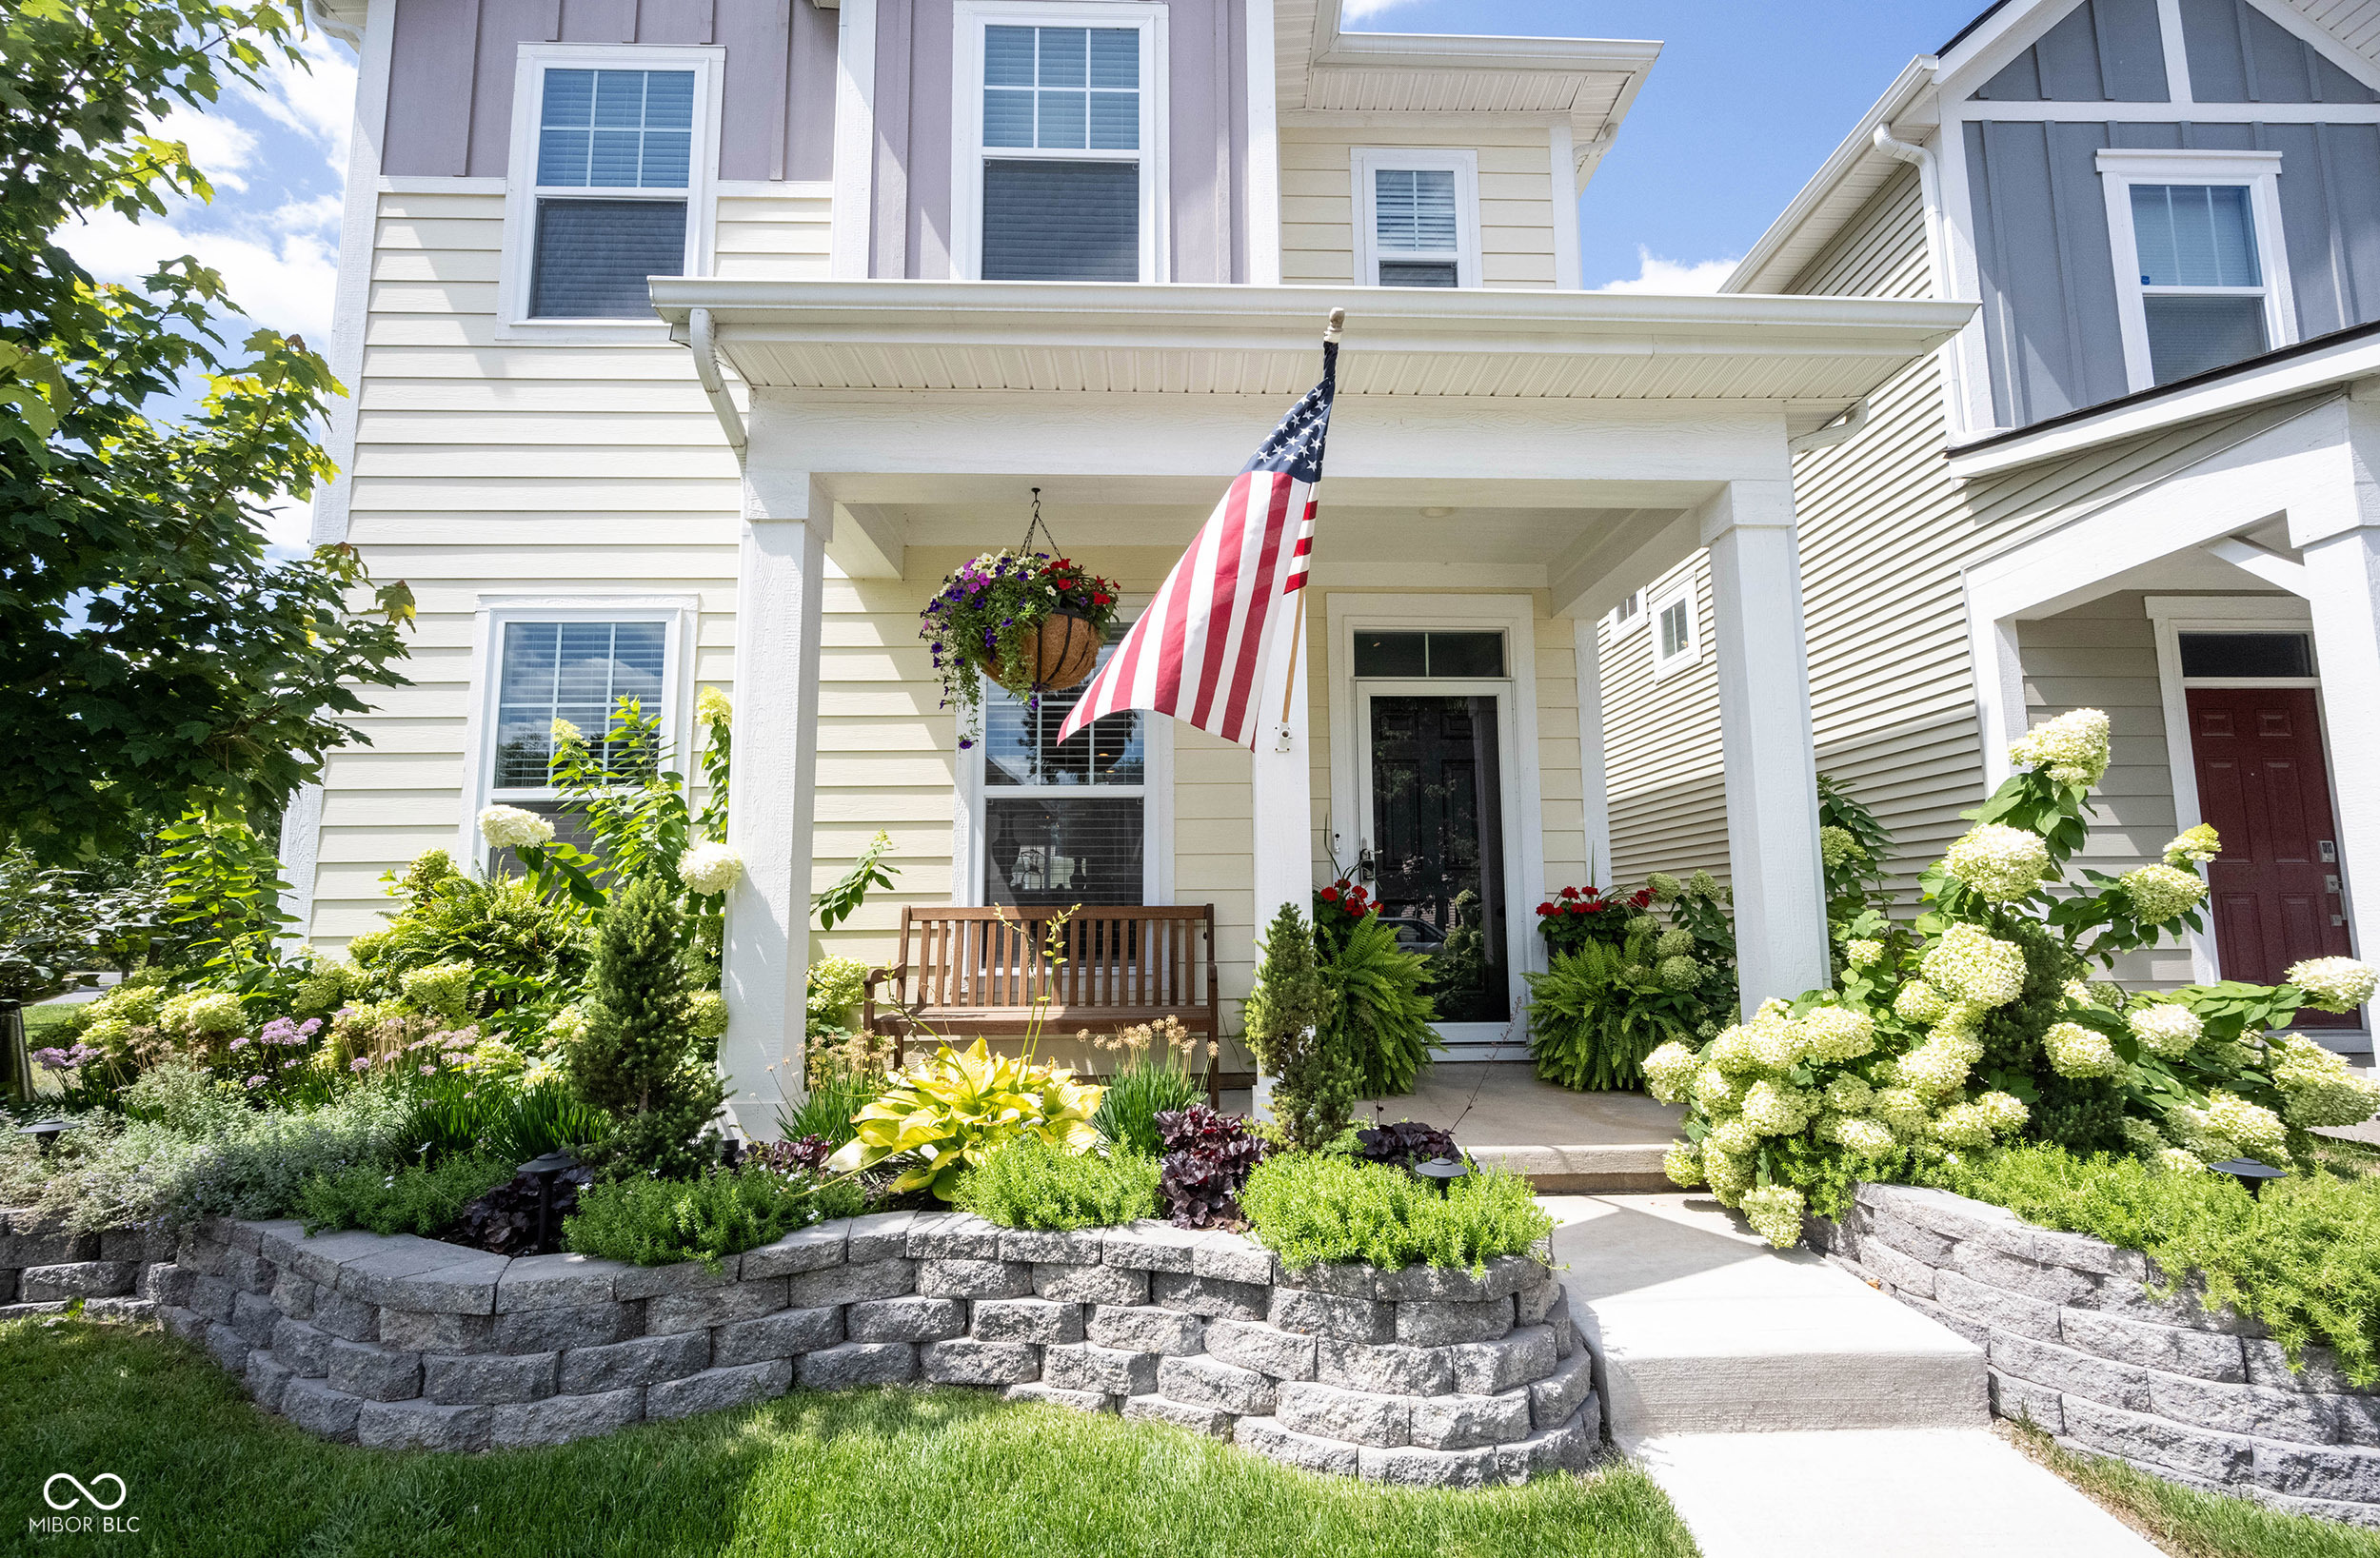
[1247,604,1314,1116]
[2297,401,2380,973]
[1571,617,1613,885]
[1701,480,1833,1014]
[719,473,829,1138]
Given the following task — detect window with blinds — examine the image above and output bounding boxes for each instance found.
[526,67,695,319]
[491,620,668,791]
[979,641,1147,907]
[2129,184,2270,385]
[1371,167,1460,287]
[976,23,1144,282]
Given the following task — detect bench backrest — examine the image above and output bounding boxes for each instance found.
[882,904,1218,1027]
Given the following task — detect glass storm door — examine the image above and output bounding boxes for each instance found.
[1362,693,1509,1022]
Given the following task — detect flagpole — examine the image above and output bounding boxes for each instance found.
[1276,307,1343,741]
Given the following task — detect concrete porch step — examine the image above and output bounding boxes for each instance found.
[1547,1193,1988,1437]
[1466,1144,1673,1193]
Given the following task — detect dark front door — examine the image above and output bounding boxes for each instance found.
[2188,686,2354,1028]
[1368,694,1507,1022]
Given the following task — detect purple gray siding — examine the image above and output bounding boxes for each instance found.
[382,0,840,182]
[869,0,1250,282]
[1973,0,2172,102]
[2179,0,2379,103]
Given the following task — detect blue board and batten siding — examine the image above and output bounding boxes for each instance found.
[1962,0,2380,427]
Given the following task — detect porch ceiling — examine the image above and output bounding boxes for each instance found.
[649,280,1973,420]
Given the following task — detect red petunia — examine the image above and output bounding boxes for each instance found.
[1319,887,1339,902]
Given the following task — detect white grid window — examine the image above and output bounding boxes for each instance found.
[2097,149,2296,395]
[491,621,666,791]
[1650,584,1698,680]
[1352,148,1480,289]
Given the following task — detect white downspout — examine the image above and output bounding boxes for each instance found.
[1788,397,1870,455]
[688,307,748,454]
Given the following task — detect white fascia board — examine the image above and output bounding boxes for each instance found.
[1724,56,1939,296]
[1933,0,2068,100]
[1946,335,2380,480]
[1314,30,1662,73]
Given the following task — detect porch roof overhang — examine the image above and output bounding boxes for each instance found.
[648,280,1973,425]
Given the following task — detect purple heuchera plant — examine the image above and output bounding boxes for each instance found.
[1351,1120,1459,1172]
[1154,1104,1270,1229]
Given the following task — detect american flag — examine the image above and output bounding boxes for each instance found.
[1057,340,1339,749]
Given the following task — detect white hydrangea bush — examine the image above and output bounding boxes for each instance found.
[1656,706,2380,1249]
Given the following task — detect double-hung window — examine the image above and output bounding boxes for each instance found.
[2098,150,2295,392]
[505,48,722,328]
[1649,582,1698,680]
[954,4,1165,283]
[1352,148,1480,288]
[968,639,1165,906]
[469,607,685,873]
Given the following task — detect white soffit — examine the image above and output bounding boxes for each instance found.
[650,279,1972,403]
[2282,0,2380,70]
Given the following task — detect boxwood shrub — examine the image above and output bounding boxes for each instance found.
[1240,1154,1552,1272]
[958,1135,1159,1231]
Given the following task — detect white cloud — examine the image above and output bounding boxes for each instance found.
[151,105,259,192]
[248,32,358,173]
[59,204,341,341]
[1596,246,1741,295]
[1339,0,1427,21]
[257,490,317,551]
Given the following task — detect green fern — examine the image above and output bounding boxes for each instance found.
[1525,925,1707,1092]
[1318,912,1440,1096]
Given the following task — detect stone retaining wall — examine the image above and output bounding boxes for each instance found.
[1815,1182,2380,1528]
[132,1211,1596,1486]
[0,1209,172,1322]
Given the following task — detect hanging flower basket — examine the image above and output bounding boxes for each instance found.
[922,550,1122,748]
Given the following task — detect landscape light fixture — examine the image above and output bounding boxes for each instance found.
[1415,1156,1470,1195]
[2209,1157,2288,1199]
[520,1151,581,1254]
[17,1117,83,1155]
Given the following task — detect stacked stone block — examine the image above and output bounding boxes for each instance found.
[0,1209,173,1322]
[118,1207,1596,1484]
[1817,1182,2380,1528]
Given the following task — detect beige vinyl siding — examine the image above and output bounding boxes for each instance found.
[309,185,827,945]
[1279,127,1558,288]
[1601,555,1726,884]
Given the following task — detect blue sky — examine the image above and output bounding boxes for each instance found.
[59,4,1991,542]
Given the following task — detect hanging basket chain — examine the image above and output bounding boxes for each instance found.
[1016,486,1062,558]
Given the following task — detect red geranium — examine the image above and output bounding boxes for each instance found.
[1536,901,1557,917]
[1320,886,1339,903]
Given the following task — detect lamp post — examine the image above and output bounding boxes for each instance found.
[2209,1157,2289,1199]
[17,1117,84,1155]
[1415,1156,1470,1196]
[519,1151,580,1254]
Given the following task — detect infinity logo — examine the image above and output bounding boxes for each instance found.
[43,1473,126,1511]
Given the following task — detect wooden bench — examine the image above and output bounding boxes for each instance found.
[863,905,1221,1103]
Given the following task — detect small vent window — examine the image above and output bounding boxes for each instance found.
[2179,632,2311,679]
[1351,631,1506,679]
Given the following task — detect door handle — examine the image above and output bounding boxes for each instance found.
[2329,875,2343,893]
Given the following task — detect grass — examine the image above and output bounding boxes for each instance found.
[2006,1421,2380,1558]
[24,1001,82,1044]
[2,1316,1700,1558]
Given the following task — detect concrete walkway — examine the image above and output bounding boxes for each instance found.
[1546,1193,2162,1557]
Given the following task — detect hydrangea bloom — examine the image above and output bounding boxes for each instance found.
[1642,1042,1700,1103]
[479,804,555,850]
[1943,823,2051,901]
[1695,1066,1743,1113]
[1655,929,1697,959]
[1686,870,1721,899]
[696,685,734,728]
[1704,1150,1755,1206]
[1741,1184,1807,1249]
[1706,1025,1767,1077]
[2125,1003,2203,1057]
[1657,956,1706,991]
[2286,956,2379,1014]
[1799,1006,1877,1063]
[1934,1094,2026,1148]
[688,989,731,1039]
[2120,864,2208,926]
[1919,923,2028,1009]
[1893,979,1948,1024]
[1647,872,1683,903]
[1707,1117,1759,1155]
[1663,1140,1701,1188]
[1843,938,1885,969]
[545,1004,592,1047]
[2162,824,2221,867]
[1896,1036,1983,1096]
[398,962,473,1019]
[2269,1034,2380,1128]
[679,840,745,897]
[1831,1115,1897,1156]
[1976,1091,2029,1132]
[549,717,585,745]
[1739,1080,1818,1136]
[2043,1020,2121,1078]
[2008,707,2112,786]
[160,990,246,1038]
[1819,826,1864,869]
[2184,1091,2290,1163]
[1749,1016,1805,1075]
[1873,1087,1932,1133]
[2154,1147,2206,1175]
[1825,1075,1874,1114]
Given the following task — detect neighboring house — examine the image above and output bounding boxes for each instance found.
[282,0,1968,1133]
[1597,0,2380,1053]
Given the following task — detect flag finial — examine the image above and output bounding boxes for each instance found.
[1323,307,1345,345]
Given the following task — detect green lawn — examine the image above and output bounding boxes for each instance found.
[2006,1421,2380,1558]
[23,1001,83,1046]
[2,1316,1699,1558]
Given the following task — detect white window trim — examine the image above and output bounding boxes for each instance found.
[497,44,725,342]
[948,0,1170,285]
[1323,593,1547,1054]
[1649,579,1700,681]
[950,619,1175,907]
[1350,147,1481,289]
[2096,148,2297,396]
[2146,595,2322,983]
[456,595,700,866]
[1605,586,1646,637]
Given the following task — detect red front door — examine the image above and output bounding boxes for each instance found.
[2187,686,2354,1028]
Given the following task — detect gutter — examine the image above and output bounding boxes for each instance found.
[1788,397,1869,454]
[1724,57,1938,296]
[687,306,747,455]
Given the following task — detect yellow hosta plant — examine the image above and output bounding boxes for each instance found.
[831,1038,1103,1201]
